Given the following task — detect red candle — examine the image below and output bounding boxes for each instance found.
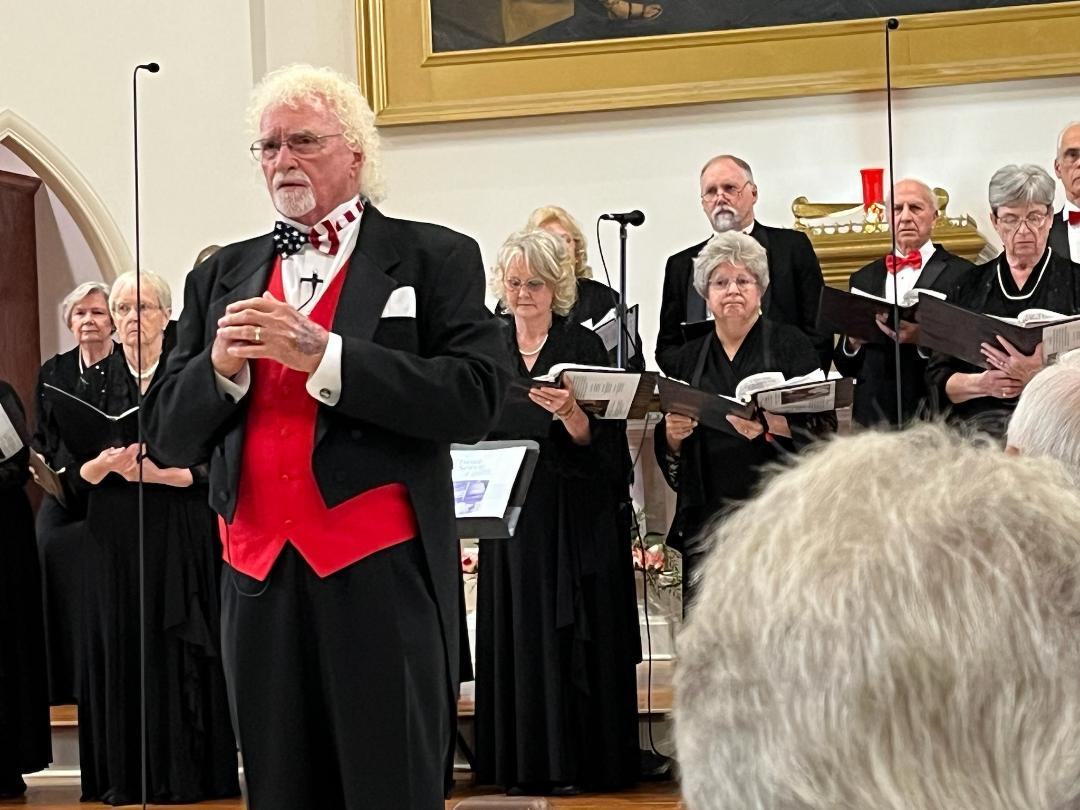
[861,168,884,211]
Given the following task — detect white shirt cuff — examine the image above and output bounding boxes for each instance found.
[841,336,862,357]
[306,332,343,406]
[215,364,250,402]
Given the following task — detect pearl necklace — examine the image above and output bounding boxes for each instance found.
[517,334,548,357]
[126,357,160,380]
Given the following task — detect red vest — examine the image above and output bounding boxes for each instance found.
[220,256,418,580]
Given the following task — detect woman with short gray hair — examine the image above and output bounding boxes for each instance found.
[654,230,833,607]
[30,280,115,706]
[928,164,1080,439]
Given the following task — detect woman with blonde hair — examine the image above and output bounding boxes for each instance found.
[474,229,640,796]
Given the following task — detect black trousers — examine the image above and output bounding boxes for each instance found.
[220,541,450,810]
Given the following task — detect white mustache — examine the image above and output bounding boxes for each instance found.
[273,171,311,190]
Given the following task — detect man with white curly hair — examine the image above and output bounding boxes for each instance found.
[675,424,1080,810]
[1006,352,1080,474]
[147,64,507,809]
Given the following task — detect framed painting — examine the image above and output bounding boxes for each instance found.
[355,0,1080,125]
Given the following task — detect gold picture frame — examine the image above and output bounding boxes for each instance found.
[356,1,1080,126]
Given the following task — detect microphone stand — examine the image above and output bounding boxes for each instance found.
[616,221,630,368]
[132,60,159,810]
[884,18,904,429]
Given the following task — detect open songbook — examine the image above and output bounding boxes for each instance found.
[42,383,139,458]
[817,285,946,344]
[658,370,853,438]
[583,305,640,366]
[0,391,25,461]
[918,297,1080,366]
[450,440,540,539]
[533,363,657,420]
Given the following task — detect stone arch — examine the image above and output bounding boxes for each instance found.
[0,109,131,281]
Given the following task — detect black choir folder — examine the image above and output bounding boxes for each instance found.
[658,371,853,439]
[450,440,540,539]
[494,365,657,436]
[817,285,947,344]
[42,383,138,458]
[918,297,1080,367]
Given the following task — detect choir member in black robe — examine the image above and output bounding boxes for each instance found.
[475,229,640,795]
[927,164,1080,439]
[31,281,116,706]
[654,232,835,607]
[60,271,238,805]
[0,381,51,799]
[497,206,645,370]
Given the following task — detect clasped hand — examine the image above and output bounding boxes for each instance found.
[980,336,1043,395]
[213,292,329,378]
[875,312,920,344]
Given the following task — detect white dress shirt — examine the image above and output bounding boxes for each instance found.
[215,196,363,407]
[1065,202,1080,261]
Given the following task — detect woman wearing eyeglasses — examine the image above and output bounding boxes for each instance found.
[474,229,640,796]
[928,164,1080,438]
[654,231,834,608]
[64,270,238,805]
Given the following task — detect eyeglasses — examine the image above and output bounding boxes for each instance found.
[701,180,754,205]
[504,278,547,293]
[708,276,757,292]
[250,131,345,161]
[112,302,160,317]
[995,211,1050,232]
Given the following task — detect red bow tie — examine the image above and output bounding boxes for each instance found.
[1068,210,1080,226]
[273,199,365,258]
[885,250,922,274]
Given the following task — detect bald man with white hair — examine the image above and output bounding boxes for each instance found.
[1050,121,1080,262]
[834,178,973,427]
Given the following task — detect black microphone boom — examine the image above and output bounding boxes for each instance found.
[600,210,645,227]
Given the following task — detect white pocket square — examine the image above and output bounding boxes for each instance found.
[381,286,416,318]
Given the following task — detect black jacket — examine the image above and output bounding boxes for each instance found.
[833,244,973,427]
[145,204,509,687]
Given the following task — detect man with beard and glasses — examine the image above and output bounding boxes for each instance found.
[656,154,829,374]
[146,63,507,810]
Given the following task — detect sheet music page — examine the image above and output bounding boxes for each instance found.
[450,445,528,519]
[0,405,22,460]
[563,370,642,419]
[1043,320,1080,361]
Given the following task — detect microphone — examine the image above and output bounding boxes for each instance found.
[600,210,645,227]
[137,62,160,73]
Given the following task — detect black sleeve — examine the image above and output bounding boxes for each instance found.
[656,253,688,376]
[789,231,832,370]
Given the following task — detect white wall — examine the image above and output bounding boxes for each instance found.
[378,76,1080,364]
[0,146,101,358]
[2,1,1077,366]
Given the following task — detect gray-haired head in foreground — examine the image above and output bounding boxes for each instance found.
[692,230,769,299]
[248,63,385,203]
[675,423,1080,810]
[489,228,577,317]
[1007,360,1080,474]
[988,163,1055,213]
[61,281,112,328]
[108,270,173,315]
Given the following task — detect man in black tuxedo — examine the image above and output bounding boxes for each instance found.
[833,179,973,427]
[1050,121,1080,262]
[146,65,506,810]
[655,154,829,374]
